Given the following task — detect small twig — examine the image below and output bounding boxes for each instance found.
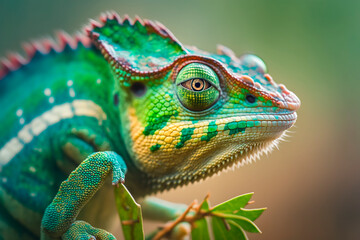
[183,194,211,223]
[247,200,255,205]
[222,218,231,231]
[148,193,261,239]
[151,194,217,239]
[198,193,210,213]
[152,201,196,240]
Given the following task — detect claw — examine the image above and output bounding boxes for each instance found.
[112,178,124,187]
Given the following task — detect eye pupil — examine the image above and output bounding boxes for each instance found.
[191,79,204,91]
[245,94,256,103]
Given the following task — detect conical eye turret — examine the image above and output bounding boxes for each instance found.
[175,63,220,111]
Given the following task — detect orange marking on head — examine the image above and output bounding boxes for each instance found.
[240,75,254,86]
[278,84,291,95]
[264,74,274,83]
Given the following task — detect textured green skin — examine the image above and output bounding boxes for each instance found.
[0,13,299,239]
[41,151,126,239]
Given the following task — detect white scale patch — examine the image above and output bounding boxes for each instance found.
[16,109,23,117]
[69,88,76,98]
[67,80,76,98]
[44,88,51,96]
[67,80,73,87]
[0,100,107,166]
[16,109,25,125]
[49,97,55,104]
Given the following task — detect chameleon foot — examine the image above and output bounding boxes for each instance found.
[41,151,127,239]
[62,221,116,240]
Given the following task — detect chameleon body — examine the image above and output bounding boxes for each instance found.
[0,12,300,239]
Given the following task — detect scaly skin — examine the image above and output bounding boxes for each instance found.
[0,12,300,239]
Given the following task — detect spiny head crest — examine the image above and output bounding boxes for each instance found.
[87,12,187,73]
[0,31,91,80]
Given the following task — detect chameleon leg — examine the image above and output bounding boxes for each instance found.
[41,151,127,240]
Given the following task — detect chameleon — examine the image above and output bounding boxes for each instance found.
[0,12,300,240]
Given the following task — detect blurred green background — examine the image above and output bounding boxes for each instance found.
[1,0,359,239]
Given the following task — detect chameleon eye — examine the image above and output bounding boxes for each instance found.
[175,63,220,111]
[181,78,211,92]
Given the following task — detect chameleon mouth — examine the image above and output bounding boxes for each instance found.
[143,112,297,194]
[214,111,297,136]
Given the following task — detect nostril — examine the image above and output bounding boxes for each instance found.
[245,94,256,104]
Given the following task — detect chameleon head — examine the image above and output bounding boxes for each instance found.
[88,13,300,193]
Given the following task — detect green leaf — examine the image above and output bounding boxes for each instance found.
[235,208,266,221]
[192,218,210,240]
[200,197,210,211]
[212,216,247,240]
[114,184,144,240]
[191,198,211,240]
[212,216,232,240]
[227,220,248,240]
[211,192,253,213]
[213,212,261,233]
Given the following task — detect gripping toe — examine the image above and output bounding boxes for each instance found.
[62,221,116,240]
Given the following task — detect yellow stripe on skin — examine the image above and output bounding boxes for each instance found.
[127,108,296,178]
[128,106,214,175]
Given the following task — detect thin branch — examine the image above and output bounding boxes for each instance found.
[152,200,196,240]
